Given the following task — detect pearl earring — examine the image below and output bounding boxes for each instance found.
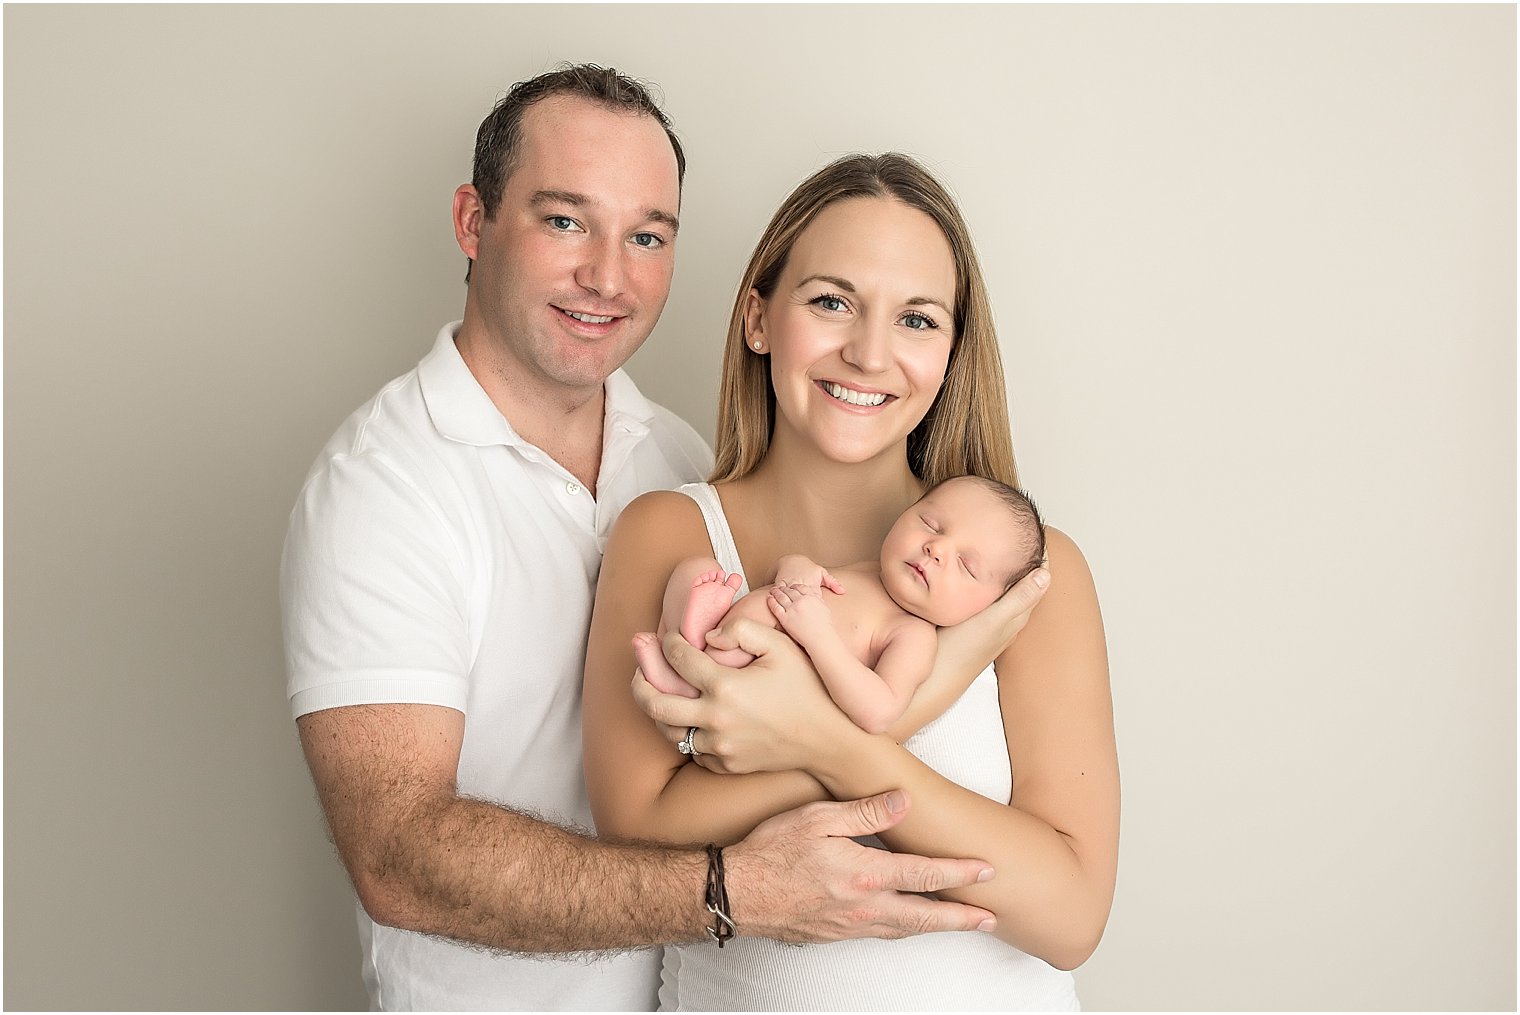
[752,341,763,351]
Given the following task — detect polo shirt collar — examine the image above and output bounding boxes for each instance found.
[419,321,653,448]
[602,367,655,441]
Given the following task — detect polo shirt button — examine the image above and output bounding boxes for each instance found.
[566,482,581,496]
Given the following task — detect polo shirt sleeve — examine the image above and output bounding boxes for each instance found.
[281,451,470,719]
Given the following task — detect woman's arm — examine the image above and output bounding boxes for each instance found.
[891,567,1050,738]
[582,492,827,846]
[805,528,1118,969]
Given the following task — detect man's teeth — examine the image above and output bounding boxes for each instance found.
[825,382,888,407]
[565,310,615,324]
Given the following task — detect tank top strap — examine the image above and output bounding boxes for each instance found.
[675,483,750,596]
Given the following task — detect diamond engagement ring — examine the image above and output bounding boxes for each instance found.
[678,726,700,756]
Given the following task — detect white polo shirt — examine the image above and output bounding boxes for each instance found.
[281,322,711,1011]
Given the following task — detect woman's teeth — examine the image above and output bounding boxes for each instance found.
[565,310,615,324]
[824,382,888,407]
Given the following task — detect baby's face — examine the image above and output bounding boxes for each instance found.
[879,478,1032,627]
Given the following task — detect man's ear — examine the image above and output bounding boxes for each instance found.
[744,289,767,352]
[452,184,485,260]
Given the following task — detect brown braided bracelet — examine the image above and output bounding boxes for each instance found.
[704,844,736,946]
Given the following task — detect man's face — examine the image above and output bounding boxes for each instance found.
[460,94,681,396]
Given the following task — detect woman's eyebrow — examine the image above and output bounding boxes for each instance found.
[795,274,950,313]
[795,273,855,292]
[906,295,953,314]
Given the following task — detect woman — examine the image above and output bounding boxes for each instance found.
[583,154,1117,1010]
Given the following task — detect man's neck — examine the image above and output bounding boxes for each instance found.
[453,325,607,492]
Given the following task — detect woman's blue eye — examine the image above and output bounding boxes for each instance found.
[814,294,848,313]
[902,312,938,331]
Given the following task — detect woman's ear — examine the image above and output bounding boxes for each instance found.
[744,289,767,353]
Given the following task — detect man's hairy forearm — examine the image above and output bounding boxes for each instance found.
[300,704,714,955]
[354,792,712,954]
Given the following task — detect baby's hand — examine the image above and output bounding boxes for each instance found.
[775,554,845,595]
[767,581,832,639]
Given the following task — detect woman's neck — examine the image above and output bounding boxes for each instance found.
[726,434,925,572]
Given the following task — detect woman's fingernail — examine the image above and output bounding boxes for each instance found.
[977,918,997,933]
[1033,569,1050,588]
[977,867,995,883]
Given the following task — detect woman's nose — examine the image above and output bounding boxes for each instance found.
[841,318,891,374]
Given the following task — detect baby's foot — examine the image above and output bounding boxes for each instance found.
[632,632,700,698]
[681,571,743,651]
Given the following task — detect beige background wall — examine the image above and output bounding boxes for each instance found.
[4,4,1513,1010]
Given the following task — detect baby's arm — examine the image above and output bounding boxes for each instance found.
[767,585,936,736]
[774,553,845,595]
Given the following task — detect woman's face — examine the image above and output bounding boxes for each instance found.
[747,197,956,469]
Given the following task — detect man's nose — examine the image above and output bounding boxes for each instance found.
[575,235,626,299]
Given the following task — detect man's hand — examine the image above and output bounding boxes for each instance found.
[725,789,997,942]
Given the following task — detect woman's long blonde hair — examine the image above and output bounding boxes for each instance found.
[710,153,1021,489]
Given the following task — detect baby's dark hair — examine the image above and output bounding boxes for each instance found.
[932,475,1047,590]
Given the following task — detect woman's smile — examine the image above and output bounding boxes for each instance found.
[816,379,895,410]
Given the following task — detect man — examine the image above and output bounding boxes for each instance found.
[282,65,1000,1011]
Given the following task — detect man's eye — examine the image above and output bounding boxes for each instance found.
[632,232,664,249]
[547,216,577,231]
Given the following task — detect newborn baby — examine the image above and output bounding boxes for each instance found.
[635,475,1045,734]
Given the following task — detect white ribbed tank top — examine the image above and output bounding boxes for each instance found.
[659,484,1079,1012]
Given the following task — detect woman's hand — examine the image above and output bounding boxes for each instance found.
[631,617,862,776]
[893,565,1050,740]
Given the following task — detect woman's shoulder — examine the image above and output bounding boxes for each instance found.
[1042,525,1096,593]
[617,486,705,530]
[607,487,714,563]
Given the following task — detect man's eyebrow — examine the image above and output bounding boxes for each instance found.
[646,208,680,234]
[530,189,587,208]
[530,190,679,234]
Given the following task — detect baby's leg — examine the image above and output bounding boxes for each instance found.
[663,556,745,652]
[639,557,746,698]
[701,588,777,669]
[633,632,699,698]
